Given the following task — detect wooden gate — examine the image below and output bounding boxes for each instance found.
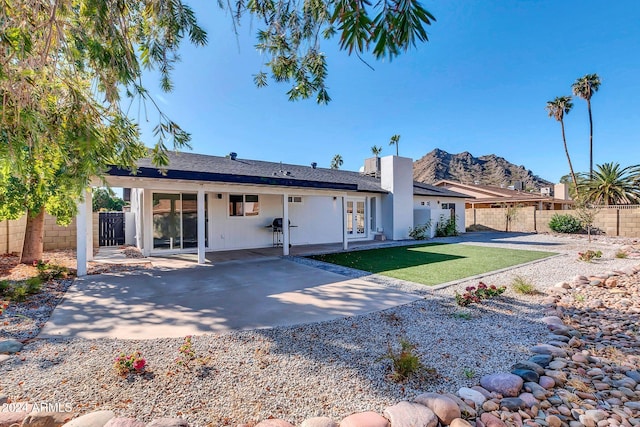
[98,212,125,246]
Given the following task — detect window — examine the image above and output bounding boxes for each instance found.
[442,203,456,211]
[229,194,259,217]
[288,196,303,203]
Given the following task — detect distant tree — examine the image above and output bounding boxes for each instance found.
[330,154,344,169]
[572,74,601,179]
[577,162,640,205]
[371,146,383,158]
[92,188,125,212]
[389,134,401,156]
[573,202,600,243]
[546,97,578,191]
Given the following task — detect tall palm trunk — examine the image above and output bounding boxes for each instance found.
[587,98,593,180]
[21,208,45,264]
[561,119,578,192]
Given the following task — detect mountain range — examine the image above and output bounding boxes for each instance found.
[413,149,553,189]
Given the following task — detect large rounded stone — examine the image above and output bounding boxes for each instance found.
[500,397,526,411]
[254,420,294,427]
[480,373,524,397]
[0,411,28,427]
[22,411,73,427]
[480,412,507,427]
[340,412,389,427]
[530,344,568,358]
[300,417,338,427]
[511,361,545,376]
[458,387,486,407]
[528,354,553,368]
[413,393,460,425]
[0,339,23,354]
[104,418,146,427]
[62,410,115,427]
[511,368,540,383]
[449,419,473,427]
[384,401,438,427]
[539,376,556,389]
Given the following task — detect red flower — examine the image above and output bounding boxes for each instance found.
[133,359,146,371]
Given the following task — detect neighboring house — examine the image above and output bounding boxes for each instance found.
[433,180,573,210]
[74,153,467,275]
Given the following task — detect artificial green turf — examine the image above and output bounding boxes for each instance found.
[310,243,555,286]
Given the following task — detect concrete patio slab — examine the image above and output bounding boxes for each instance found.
[39,258,420,340]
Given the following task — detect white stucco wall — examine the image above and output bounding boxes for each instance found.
[380,156,414,240]
[287,195,343,245]
[413,196,466,234]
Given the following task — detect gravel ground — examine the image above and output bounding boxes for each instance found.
[1,232,639,426]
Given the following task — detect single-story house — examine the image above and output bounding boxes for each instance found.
[433,180,573,210]
[75,153,468,275]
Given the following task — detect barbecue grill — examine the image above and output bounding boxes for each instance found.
[268,218,296,247]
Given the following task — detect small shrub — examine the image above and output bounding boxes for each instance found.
[408,221,431,240]
[114,351,146,376]
[511,276,538,295]
[577,250,602,262]
[615,250,628,259]
[435,215,458,237]
[25,277,43,294]
[0,280,10,297]
[35,260,69,281]
[549,214,582,234]
[462,367,476,379]
[382,339,422,382]
[455,282,506,306]
[11,285,28,302]
[452,311,472,320]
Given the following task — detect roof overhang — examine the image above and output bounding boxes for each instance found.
[107,166,358,192]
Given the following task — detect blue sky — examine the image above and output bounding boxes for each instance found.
[135,0,640,183]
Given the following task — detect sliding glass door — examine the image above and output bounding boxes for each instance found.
[152,193,207,250]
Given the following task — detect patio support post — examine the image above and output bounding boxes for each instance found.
[342,196,348,250]
[86,189,94,261]
[142,189,153,256]
[76,190,88,277]
[282,193,290,256]
[197,188,205,264]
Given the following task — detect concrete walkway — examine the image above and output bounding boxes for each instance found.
[39,258,420,340]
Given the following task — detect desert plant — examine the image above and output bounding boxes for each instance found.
[114,351,147,376]
[24,277,43,294]
[511,276,538,295]
[577,250,602,262]
[11,284,28,302]
[408,221,432,240]
[452,311,472,320]
[382,338,422,382]
[35,260,69,281]
[615,250,628,259]
[573,202,600,242]
[435,215,458,237]
[455,282,506,307]
[549,214,582,233]
[0,280,10,297]
[462,367,476,379]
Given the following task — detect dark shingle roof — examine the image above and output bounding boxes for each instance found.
[107,151,467,198]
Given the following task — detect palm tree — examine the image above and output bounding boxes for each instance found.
[371,145,382,158]
[577,162,640,205]
[572,74,601,179]
[546,96,578,190]
[330,154,343,169]
[389,134,401,156]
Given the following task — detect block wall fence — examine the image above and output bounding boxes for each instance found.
[466,206,640,238]
[0,213,99,254]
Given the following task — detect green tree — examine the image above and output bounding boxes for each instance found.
[546,96,578,191]
[330,154,344,169]
[389,134,401,156]
[371,146,383,157]
[92,188,125,212]
[1,0,436,263]
[577,162,640,205]
[572,74,601,179]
